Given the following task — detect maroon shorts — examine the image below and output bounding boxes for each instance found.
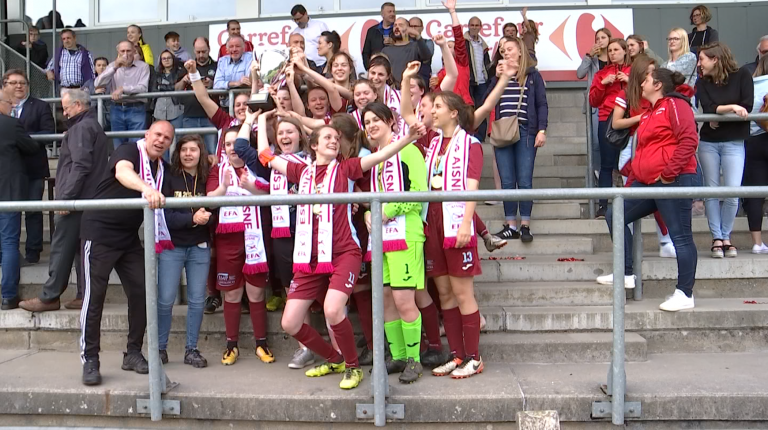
[288,249,362,301]
[424,203,482,278]
[215,233,269,291]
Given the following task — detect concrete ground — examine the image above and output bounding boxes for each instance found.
[1,350,768,424]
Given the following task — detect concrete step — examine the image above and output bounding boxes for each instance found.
[475,201,585,221]
[479,252,768,283]
[480,165,585,179]
[478,235,593,257]
[480,177,587,190]
[1,350,768,424]
[474,281,612,307]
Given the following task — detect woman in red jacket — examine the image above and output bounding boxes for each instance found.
[588,38,631,218]
[605,68,699,312]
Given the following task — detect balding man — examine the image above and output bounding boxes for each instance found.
[213,35,254,108]
[79,121,174,386]
[95,40,150,149]
[381,17,431,88]
[20,89,109,313]
[744,36,768,75]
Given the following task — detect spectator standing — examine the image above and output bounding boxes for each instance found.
[95,41,151,149]
[45,29,95,95]
[0,91,39,310]
[626,35,664,64]
[94,57,112,130]
[317,31,342,76]
[14,26,49,70]
[127,24,154,67]
[742,56,768,253]
[218,20,254,59]
[743,36,768,75]
[381,18,432,89]
[577,28,611,184]
[688,5,718,56]
[3,70,54,265]
[165,31,192,63]
[179,37,218,156]
[662,28,698,88]
[213,35,254,107]
[696,42,754,259]
[465,16,491,139]
[520,8,539,61]
[80,122,174,386]
[19,89,109,312]
[152,50,186,143]
[503,23,518,38]
[434,0,472,105]
[362,2,396,70]
[290,5,330,69]
[408,17,434,86]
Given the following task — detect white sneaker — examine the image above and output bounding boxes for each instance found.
[596,273,636,289]
[659,242,677,258]
[659,289,694,312]
[752,243,768,254]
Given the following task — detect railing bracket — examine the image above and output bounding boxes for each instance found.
[137,399,181,416]
[356,403,404,420]
[591,401,641,419]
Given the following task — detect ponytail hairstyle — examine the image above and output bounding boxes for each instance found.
[273,116,309,156]
[651,68,686,96]
[307,125,339,161]
[331,113,370,159]
[626,54,656,111]
[699,42,739,85]
[608,38,631,66]
[368,55,395,87]
[361,102,396,135]
[320,30,342,56]
[435,92,474,133]
[627,34,646,58]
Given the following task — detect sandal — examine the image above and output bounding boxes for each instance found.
[711,240,724,259]
[723,243,738,258]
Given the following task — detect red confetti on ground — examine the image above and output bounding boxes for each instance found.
[482,256,526,260]
[557,258,585,262]
[743,300,768,304]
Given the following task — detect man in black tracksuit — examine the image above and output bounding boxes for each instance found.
[20,90,110,313]
[79,121,173,386]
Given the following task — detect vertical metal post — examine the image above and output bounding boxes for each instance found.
[143,208,164,421]
[611,195,626,425]
[52,0,56,96]
[585,100,595,219]
[97,98,104,127]
[228,90,234,117]
[630,131,642,301]
[370,199,386,427]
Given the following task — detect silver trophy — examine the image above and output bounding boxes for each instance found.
[247,48,290,112]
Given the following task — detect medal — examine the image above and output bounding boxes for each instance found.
[313,204,323,215]
[431,175,443,189]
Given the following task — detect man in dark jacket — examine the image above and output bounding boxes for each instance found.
[13,26,49,70]
[743,36,768,75]
[20,89,110,313]
[0,92,40,310]
[362,2,396,70]
[2,69,55,264]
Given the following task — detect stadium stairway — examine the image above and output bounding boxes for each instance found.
[2,89,768,428]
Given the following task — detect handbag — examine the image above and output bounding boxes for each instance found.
[604,108,631,150]
[490,78,527,148]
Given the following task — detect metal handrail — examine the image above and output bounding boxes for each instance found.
[0,39,55,97]
[0,19,30,79]
[41,88,252,104]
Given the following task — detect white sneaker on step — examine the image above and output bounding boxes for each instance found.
[659,243,677,258]
[596,273,636,289]
[659,289,694,312]
[752,243,768,254]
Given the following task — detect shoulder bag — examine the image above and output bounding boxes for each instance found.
[490,77,527,148]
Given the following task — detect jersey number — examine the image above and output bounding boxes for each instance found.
[462,252,473,263]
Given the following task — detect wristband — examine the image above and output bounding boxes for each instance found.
[259,148,276,166]
[188,71,201,83]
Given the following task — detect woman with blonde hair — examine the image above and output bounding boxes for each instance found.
[697,42,754,259]
[662,28,698,87]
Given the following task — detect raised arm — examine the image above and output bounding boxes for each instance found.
[435,33,457,92]
[360,123,426,171]
[285,64,307,117]
[257,112,290,175]
[296,61,344,112]
[473,59,513,128]
[184,59,220,119]
[400,61,421,127]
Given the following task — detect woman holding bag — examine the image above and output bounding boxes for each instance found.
[489,37,548,243]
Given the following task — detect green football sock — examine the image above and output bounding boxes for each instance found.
[384,319,406,361]
[402,313,422,362]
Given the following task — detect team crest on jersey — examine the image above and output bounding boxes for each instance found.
[217,273,235,288]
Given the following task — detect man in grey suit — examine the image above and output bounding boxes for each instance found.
[0,92,40,310]
[20,89,110,312]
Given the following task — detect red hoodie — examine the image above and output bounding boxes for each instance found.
[631,86,698,185]
[589,63,631,121]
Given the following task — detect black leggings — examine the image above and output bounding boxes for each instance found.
[742,133,768,232]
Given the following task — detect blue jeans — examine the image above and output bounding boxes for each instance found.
[606,174,697,297]
[157,245,210,351]
[494,125,537,221]
[0,212,21,299]
[111,104,147,149]
[698,140,746,240]
[470,83,489,141]
[597,120,620,206]
[183,116,218,156]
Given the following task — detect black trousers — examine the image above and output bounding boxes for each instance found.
[79,239,146,362]
[40,212,83,303]
[743,133,768,232]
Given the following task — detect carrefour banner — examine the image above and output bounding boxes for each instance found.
[209,9,633,82]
